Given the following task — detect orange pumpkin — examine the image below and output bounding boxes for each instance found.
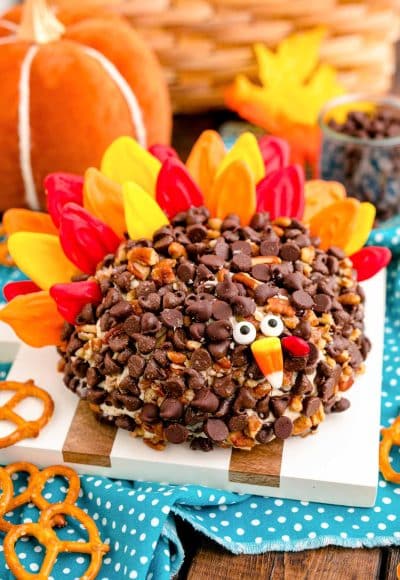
[0,0,171,212]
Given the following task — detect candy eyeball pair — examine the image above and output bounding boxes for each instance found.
[233,314,284,345]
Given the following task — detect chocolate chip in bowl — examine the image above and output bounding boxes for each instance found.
[319,94,400,222]
[60,209,368,452]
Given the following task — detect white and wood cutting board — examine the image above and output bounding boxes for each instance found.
[0,270,386,506]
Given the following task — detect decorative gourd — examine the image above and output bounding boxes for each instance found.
[0,0,171,212]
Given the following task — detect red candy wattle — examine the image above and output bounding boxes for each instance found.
[50,280,102,325]
[156,157,204,218]
[258,135,290,174]
[59,203,121,274]
[281,336,310,357]
[350,246,392,282]
[148,144,179,164]
[45,173,84,228]
[3,280,40,302]
[256,165,305,219]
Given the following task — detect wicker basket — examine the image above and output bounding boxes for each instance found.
[109,0,400,112]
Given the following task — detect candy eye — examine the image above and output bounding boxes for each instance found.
[260,314,284,337]
[233,321,257,345]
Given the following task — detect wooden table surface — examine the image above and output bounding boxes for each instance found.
[171,70,400,577]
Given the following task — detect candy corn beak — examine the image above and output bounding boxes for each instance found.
[251,336,283,390]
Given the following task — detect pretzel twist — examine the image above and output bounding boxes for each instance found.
[4,503,109,580]
[0,381,54,448]
[379,416,400,483]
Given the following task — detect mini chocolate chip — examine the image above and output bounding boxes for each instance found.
[107,331,129,352]
[135,335,156,354]
[332,398,351,413]
[141,312,161,334]
[216,278,239,302]
[313,293,332,313]
[293,320,312,341]
[76,303,95,325]
[136,281,156,298]
[291,290,314,310]
[293,373,313,395]
[191,389,219,412]
[86,388,107,404]
[205,419,229,442]
[254,284,279,305]
[163,291,185,309]
[208,340,230,359]
[103,352,121,375]
[189,322,206,340]
[284,357,307,372]
[231,345,250,367]
[221,215,240,230]
[200,255,225,271]
[214,238,230,260]
[233,387,256,412]
[86,367,103,387]
[307,342,319,366]
[144,359,166,380]
[115,416,136,431]
[103,288,120,309]
[141,403,159,423]
[232,240,252,255]
[231,253,252,272]
[187,224,207,242]
[154,235,174,253]
[256,396,270,416]
[212,300,233,320]
[318,377,336,402]
[215,399,231,418]
[154,348,169,366]
[113,270,132,292]
[260,239,280,256]
[283,272,304,291]
[119,375,140,395]
[251,264,270,282]
[280,242,301,262]
[206,320,232,341]
[256,426,274,444]
[117,348,133,365]
[273,416,293,439]
[328,246,346,259]
[138,292,161,312]
[185,369,205,390]
[269,396,290,417]
[66,334,83,355]
[160,398,184,420]
[231,296,256,317]
[165,377,185,397]
[160,309,183,329]
[128,354,146,378]
[172,328,187,350]
[114,393,142,412]
[123,315,141,337]
[302,396,321,417]
[186,300,213,322]
[177,262,195,283]
[194,264,214,283]
[165,424,189,444]
[213,375,236,398]
[109,300,133,320]
[228,415,248,431]
[191,348,212,371]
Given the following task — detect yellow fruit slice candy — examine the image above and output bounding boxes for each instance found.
[344,202,376,256]
[7,233,77,290]
[101,136,161,196]
[212,160,256,226]
[216,132,265,184]
[123,182,169,241]
[83,168,125,238]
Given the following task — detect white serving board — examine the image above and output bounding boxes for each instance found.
[0,270,386,506]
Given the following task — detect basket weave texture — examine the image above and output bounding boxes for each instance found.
[112,0,400,111]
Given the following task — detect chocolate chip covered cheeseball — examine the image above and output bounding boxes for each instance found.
[60,207,370,451]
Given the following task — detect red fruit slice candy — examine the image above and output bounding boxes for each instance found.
[281,336,310,357]
[3,280,40,302]
[156,158,204,218]
[59,203,120,274]
[148,144,179,164]
[258,135,290,174]
[256,165,305,219]
[45,173,84,228]
[350,246,392,282]
[50,280,102,324]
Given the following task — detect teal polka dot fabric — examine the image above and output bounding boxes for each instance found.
[1,221,400,579]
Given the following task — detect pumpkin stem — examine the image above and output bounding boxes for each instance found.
[17,0,65,43]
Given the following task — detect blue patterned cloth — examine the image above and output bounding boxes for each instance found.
[1,220,400,580]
